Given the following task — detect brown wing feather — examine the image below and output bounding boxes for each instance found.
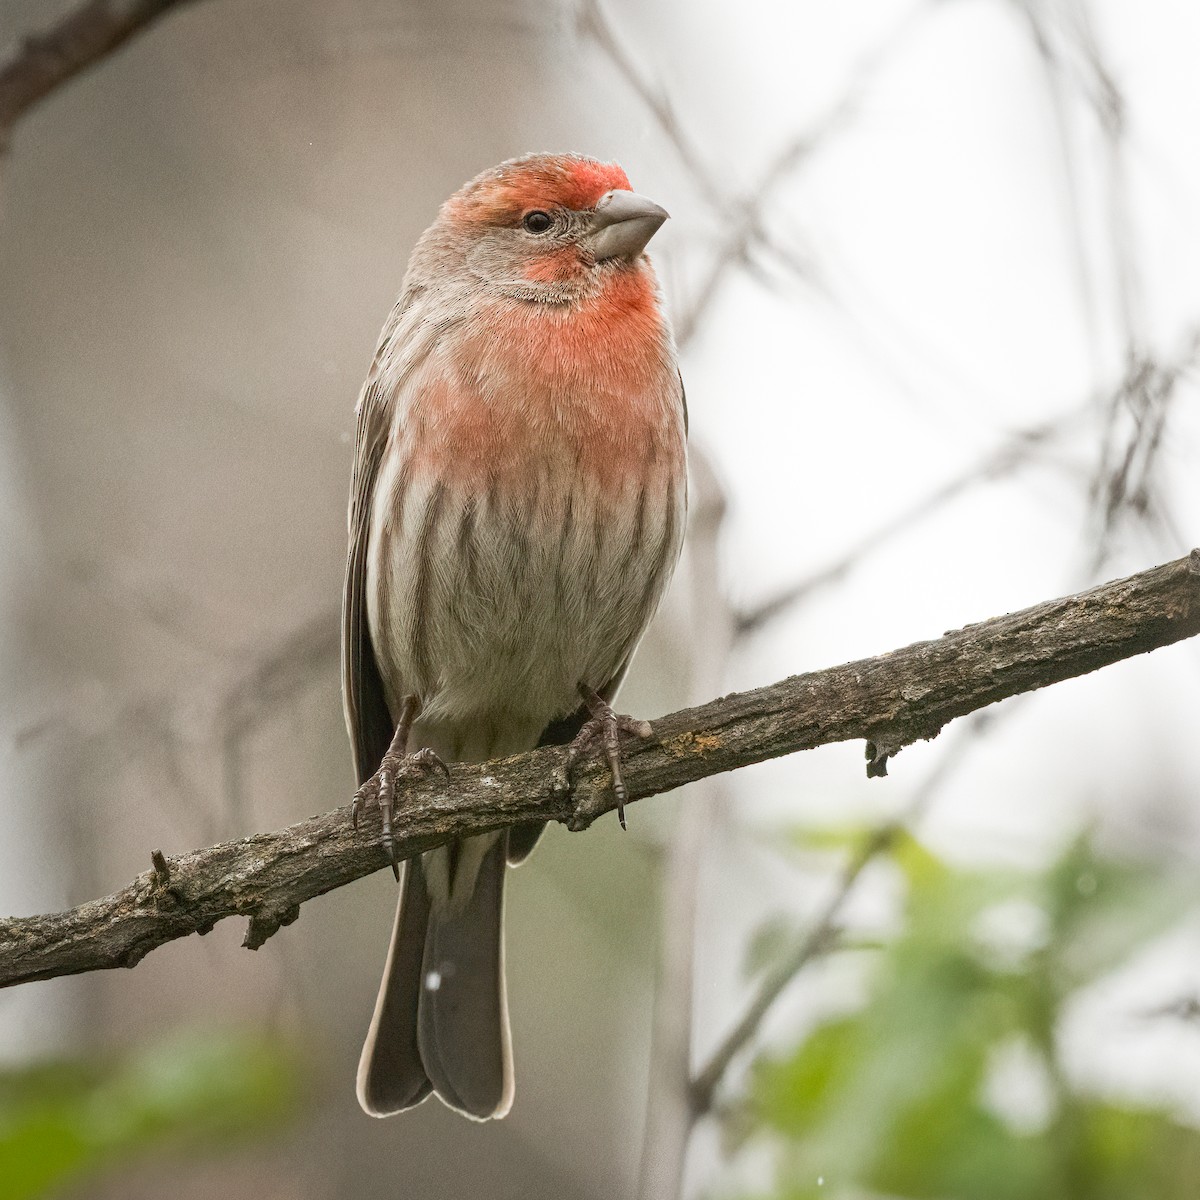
[342,368,398,786]
[344,287,464,787]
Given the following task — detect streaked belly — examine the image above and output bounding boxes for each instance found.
[365,451,683,758]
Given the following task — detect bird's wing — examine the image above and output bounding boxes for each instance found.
[341,289,445,785]
[342,368,396,786]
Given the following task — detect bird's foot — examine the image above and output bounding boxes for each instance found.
[353,747,449,879]
[561,685,652,832]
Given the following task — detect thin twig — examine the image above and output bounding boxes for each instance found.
[737,324,1200,639]
[735,401,1094,637]
[687,704,1012,1114]
[0,0,201,151]
[576,0,724,212]
[1018,0,1103,377]
[689,821,896,1114]
[581,0,934,349]
[636,450,732,1200]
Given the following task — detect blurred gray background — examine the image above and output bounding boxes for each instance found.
[1,1,1199,1198]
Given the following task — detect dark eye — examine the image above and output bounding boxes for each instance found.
[522,210,553,234]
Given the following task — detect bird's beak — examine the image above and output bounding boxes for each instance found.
[586,189,669,262]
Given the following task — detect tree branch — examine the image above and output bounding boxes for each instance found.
[687,703,1011,1114]
[690,819,898,1115]
[733,401,1096,637]
[1,551,1197,989]
[637,450,733,1200]
[0,0,200,151]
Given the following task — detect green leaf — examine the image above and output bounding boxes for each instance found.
[751,1017,860,1132]
[0,1028,303,1200]
[889,830,952,894]
[1042,837,1190,989]
[725,834,1200,1200]
[784,824,875,853]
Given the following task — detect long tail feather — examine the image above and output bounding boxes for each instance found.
[418,832,514,1120]
[356,859,434,1116]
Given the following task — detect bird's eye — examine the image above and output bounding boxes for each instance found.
[522,210,553,234]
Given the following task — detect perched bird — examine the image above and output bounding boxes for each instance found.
[342,153,687,1120]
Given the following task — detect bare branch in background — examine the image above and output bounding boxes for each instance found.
[688,702,1015,1116]
[577,0,725,212]
[1066,0,1143,356]
[689,820,896,1116]
[10,602,339,846]
[671,139,808,348]
[669,0,933,349]
[580,0,934,349]
[1017,0,1103,372]
[1,551,1197,990]
[1086,333,1200,573]
[216,607,339,830]
[637,450,733,1200]
[1017,0,1187,573]
[737,323,1200,639]
[1141,995,1200,1024]
[735,401,1095,637]
[0,0,201,151]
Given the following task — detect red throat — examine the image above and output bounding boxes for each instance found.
[409,267,676,496]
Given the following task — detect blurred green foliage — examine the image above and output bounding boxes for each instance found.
[0,1028,302,1200]
[733,833,1200,1200]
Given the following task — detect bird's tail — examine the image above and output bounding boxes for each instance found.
[356,831,513,1120]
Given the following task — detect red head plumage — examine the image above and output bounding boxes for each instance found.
[445,154,632,227]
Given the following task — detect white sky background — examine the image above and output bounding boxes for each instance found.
[671,0,1200,848]
[607,0,1200,1186]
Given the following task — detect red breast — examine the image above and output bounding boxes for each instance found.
[405,265,683,499]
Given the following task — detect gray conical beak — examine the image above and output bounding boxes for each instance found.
[587,189,669,262]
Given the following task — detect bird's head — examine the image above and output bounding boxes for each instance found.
[434,154,669,301]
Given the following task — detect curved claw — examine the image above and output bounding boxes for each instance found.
[564,685,651,830]
[349,741,448,882]
[352,779,374,830]
[379,791,398,881]
[409,747,451,779]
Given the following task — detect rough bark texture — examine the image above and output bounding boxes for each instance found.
[0,0,198,149]
[1,550,1197,989]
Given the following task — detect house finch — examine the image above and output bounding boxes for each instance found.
[342,153,687,1120]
